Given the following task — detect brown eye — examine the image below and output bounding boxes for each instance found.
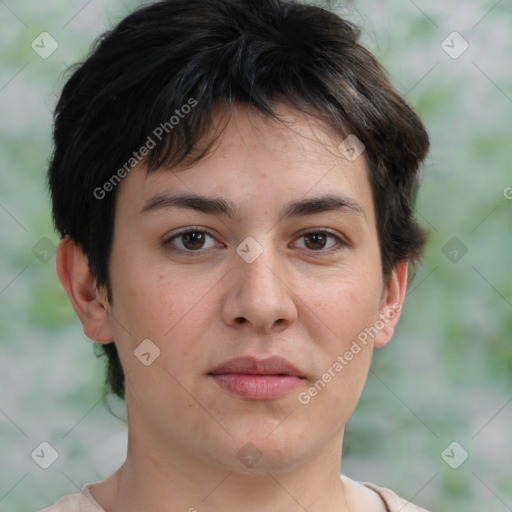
[181,231,206,250]
[164,228,218,253]
[303,233,328,250]
[294,229,344,252]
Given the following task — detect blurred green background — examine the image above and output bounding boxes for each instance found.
[0,0,510,510]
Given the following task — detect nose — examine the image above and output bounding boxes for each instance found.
[220,243,298,334]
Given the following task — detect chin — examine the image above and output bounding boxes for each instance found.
[213,423,316,474]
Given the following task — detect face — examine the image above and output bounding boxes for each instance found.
[100,103,404,473]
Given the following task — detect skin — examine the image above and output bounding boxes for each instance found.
[57,103,408,512]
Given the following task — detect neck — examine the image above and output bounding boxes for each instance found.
[93,430,352,512]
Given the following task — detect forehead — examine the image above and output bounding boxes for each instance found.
[116,103,375,225]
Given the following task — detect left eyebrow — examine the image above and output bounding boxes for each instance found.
[281,194,366,221]
[141,192,366,221]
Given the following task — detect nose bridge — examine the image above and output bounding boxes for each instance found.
[223,237,297,331]
[237,240,285,301]
[250,257,282,294]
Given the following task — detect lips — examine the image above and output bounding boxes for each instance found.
[210,356,304,377]
[209,356,305,400]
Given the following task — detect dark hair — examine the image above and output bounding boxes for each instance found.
[48,0,429,399]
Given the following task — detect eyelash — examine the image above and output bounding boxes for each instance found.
[163,226,348,255]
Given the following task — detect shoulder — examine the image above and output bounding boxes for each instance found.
[38,493,81,512]
[38,483,105,512]
[362,481,431,512]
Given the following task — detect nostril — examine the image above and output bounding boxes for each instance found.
[235,317,247,324]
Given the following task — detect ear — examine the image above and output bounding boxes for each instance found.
[56,237,114,343]
[373,261,409,348]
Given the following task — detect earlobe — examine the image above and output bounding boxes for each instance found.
[373,261,409,348]
[56,237,114,343]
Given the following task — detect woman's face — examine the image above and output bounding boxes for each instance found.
[104,103,405,473]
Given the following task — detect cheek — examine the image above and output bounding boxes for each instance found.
[109,258,216,369]
[106,248,176,358]
[305,268,383,342]
[111,272,172,338]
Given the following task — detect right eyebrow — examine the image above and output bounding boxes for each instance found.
[141,193,240,219]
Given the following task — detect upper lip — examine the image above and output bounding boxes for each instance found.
[209,356,304,377]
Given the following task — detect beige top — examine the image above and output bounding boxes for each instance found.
[39,478,430,512]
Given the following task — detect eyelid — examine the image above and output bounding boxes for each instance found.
[292,227,349,248]
[163,225,216,241]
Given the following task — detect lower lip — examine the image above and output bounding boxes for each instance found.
[211,374,303,400]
